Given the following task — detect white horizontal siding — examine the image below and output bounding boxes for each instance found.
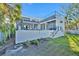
[16,30,54,43]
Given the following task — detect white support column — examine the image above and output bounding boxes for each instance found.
[45,23,47,30]
[33,24,34,30]
[28,24,31,30]
[38,24,41,30]
[30,25,32,30]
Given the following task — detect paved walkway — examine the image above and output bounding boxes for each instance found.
[0,38,15,55]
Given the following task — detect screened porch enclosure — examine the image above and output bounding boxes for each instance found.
[17,20,56,30]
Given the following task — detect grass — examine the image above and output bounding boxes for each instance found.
[45,33,79,56]
[43,36,74,55]
[65,33,79,55]
[20,34,79,56]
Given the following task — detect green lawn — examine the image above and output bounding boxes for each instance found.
[45,34,79,56]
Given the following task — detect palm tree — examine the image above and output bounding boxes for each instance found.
[8,4,21,38]
[0,3,21,40]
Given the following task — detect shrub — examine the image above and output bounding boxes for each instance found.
[30,40,39,46]
[22,40,31,48]
[0,40,5,46]
[37,39,40,42]
[20,39,40,48]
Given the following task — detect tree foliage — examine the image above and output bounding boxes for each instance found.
[62,3,79,30]
[0,3,21,39]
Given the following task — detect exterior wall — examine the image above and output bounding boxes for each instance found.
[56,17,65,32]
[16,30,54,43]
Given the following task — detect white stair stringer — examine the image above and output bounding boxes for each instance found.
[50,28,64,38]
[53,31,64,38]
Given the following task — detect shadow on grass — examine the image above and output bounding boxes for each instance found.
[66,33,79,55]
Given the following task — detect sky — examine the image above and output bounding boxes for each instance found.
[21,3,69,19]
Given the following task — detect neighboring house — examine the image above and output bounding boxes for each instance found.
[16,12,65,43]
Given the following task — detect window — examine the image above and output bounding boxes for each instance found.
[60,21,63,23]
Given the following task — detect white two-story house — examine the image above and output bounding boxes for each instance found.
[16,12,65,43]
